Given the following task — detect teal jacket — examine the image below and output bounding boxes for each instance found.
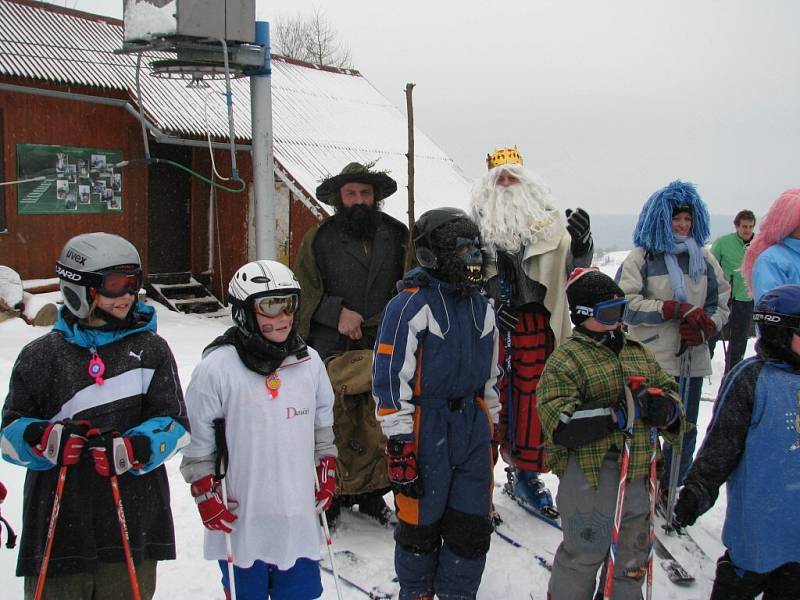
[711,232,752,302]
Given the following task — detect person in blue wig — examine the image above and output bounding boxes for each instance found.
[616,180,730,507]
[1,232,189,599]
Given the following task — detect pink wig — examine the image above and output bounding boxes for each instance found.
[742,188,800,291]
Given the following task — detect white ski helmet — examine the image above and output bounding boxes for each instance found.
[56,232,142,319]
[228,260,301,336]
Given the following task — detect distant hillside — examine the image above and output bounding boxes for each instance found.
[591,214,736,254]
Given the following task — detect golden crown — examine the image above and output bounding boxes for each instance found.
[486,146,523,170]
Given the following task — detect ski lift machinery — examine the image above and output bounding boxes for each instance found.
[118,0,278,260]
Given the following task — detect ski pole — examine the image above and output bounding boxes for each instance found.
[500,275,516,452]
[315,468,344,600]
[603,383,637,600]
[664,351,690,532]
[108,473,142,600]
[628,375,657,600]
[33,465,67,600]
[213,418,237,600]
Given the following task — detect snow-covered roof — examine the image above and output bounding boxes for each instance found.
[0,0,472,220]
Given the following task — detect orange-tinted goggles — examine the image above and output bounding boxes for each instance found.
[253,294,299,317]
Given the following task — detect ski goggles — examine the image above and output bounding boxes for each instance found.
[253,294,299,318]
[574,297,628,325]
[752,310,800,333]
[56,263,143,298]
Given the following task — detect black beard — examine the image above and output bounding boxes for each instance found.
[336,203,379,240]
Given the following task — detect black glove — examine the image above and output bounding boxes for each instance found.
[495,302,519,334]
[565,208,592,257]
[634,386,678,428]
[673,484,702,528]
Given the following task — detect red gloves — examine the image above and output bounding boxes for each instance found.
[662,301,694,321]
[24,420,90,466]
[679,309,717,346]
[0,480,16,549]
[386,436,423,498]
[190,474,238,532]
[315,455,337,513]
[86,431,150,476]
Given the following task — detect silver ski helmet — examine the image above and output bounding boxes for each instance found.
[56,232,142,319]
[753,284,800,367]
[228,260,301,337]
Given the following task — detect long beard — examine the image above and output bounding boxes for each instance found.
[471,174,562,252]
[336,203,379,240]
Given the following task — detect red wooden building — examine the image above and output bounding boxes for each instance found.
[0,0,470,307]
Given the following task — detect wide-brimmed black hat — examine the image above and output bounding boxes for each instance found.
[315,162,398,205]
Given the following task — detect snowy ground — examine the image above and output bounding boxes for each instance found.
[0,251,750,599]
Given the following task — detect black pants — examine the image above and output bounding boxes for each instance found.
[710,551,800,600]
[709,299,753,374]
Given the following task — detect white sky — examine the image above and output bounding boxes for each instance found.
[44,0,800,215]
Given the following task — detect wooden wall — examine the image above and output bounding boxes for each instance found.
[289,192,323,267]
[0,78,320,303]
[190,147,252,300]
[0,79,147,280]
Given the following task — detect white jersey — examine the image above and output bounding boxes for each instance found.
[182,344,334,570]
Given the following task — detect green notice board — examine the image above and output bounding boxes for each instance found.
[17,144,124,215]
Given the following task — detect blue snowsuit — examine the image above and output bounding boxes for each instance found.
[373,269,500,600]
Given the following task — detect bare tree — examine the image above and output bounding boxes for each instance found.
[272,8,353,69]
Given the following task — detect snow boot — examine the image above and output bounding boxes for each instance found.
[511,469,557,514]
[357,492,394,525]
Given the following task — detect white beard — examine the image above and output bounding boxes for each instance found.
[470,166,563,252]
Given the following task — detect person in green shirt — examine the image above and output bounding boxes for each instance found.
[710,209,756,373]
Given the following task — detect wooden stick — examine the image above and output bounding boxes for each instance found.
[404,83,416,271]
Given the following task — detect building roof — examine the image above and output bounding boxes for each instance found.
[0,0,472,220]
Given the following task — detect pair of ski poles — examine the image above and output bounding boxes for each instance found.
[602,376,658,600]
[34,436,142,600]
[603,348,691,599]
[212,418,345,600]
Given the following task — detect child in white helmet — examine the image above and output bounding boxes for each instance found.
[181,260,336,600]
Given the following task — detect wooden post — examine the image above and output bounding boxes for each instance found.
[404,82,416,271]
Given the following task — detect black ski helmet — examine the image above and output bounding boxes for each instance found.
[413,207,474,269]
[753,284,800,366]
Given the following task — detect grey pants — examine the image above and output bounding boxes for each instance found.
[24,560,157,600]
[548,453,650,600]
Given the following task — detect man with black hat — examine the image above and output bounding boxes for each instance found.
[295,161,409,525]
[537,268,684,600]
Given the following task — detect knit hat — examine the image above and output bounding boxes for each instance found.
[565,268,625,325]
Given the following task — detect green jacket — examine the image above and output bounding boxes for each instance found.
[711,232,753,302]
[537,331,684,489]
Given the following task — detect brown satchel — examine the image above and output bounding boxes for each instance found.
[324,349,389,495]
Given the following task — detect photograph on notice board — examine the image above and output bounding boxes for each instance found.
[16,144,124,215]
[79,185,91,204]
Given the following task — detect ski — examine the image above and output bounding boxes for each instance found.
[319,563,393,599]
[652,536,695,584]
[493,521,553,571]
[654,512,713,562]
[502,483,562,530]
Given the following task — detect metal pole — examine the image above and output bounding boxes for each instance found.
[251,21,277,260]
